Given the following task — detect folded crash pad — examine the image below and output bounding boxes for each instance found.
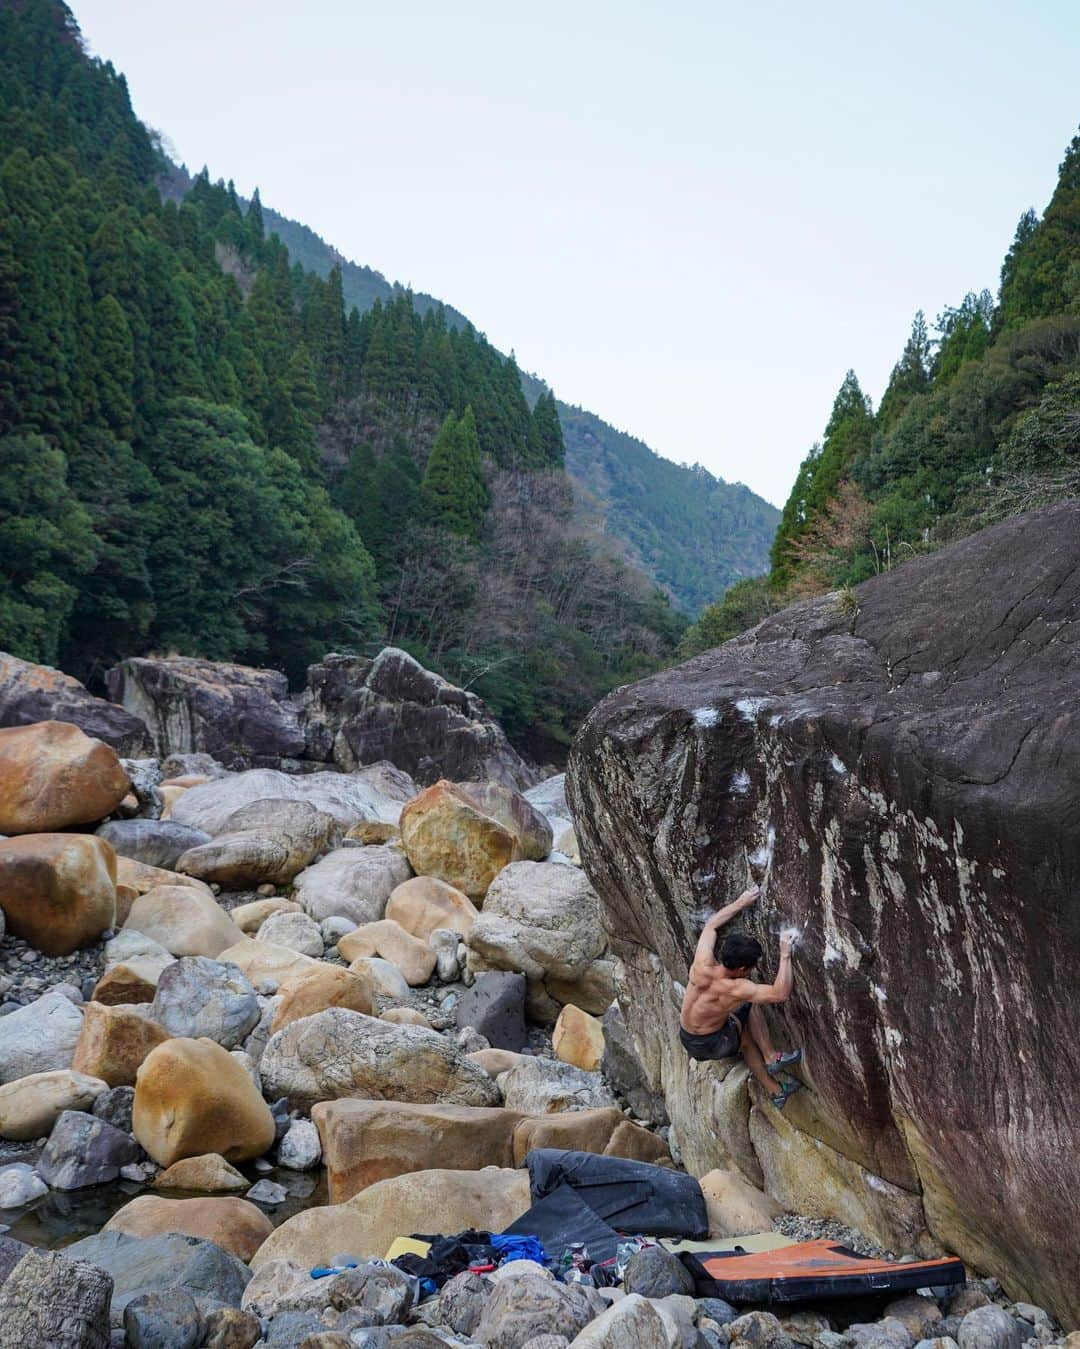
[502,1181,622,1264]
[524,1149,709,1240]
[684,1239,965,1303]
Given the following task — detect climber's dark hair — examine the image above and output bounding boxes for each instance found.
[719,931,763,971]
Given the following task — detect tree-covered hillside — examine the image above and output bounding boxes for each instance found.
[0,0,686,761]
[760,129,1080,606]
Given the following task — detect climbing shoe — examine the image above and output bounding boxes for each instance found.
[767,1049,803,1077]
[771,1079,804,1110]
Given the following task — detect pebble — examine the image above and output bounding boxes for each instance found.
[247,1179,288,1206]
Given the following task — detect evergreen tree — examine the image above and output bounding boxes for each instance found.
[527,389,565,467]
[876,311,932,431]
[421,407,489,541]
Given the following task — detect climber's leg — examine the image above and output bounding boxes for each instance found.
[740,1024,784,1099]
[748,1004,803,1076]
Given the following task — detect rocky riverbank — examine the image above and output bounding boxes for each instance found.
[0,634,1075,1346]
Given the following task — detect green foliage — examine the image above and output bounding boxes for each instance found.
[770,371,872,588]
[677,576,775,658]
[770,124,1080,600]
[421,407,489,540]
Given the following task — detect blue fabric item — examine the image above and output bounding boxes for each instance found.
[310,1262,358,1279]
[490,1233,549,1265]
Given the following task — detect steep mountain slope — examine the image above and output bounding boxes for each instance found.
[217,190,779,614]
[0,0,686,762]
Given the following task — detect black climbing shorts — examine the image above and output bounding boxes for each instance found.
[679,1002,752,1061]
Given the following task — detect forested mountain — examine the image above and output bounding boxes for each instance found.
[0,0,689,761]
[200,177,780,616]
[770,131,1080,600]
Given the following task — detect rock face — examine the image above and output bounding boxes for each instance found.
[0,832,117,954]
[0,719,130,834]
[260,1008,501,1112]
[300,647,534,789]
[106,655,306,766]
[566,501,1080,1327]
[0,650,151,755]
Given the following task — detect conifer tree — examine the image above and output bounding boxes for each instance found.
[877,311,932,431]
[527,390,565,467]
[421,406,489,541]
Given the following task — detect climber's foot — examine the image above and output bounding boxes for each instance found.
[767,1048,803,1077]
[770,1079,804,1110]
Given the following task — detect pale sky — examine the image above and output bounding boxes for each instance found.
[76,1,1079,507]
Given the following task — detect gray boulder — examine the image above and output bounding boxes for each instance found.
[150,957,260,1048]
[474,1270,596,1347]
[175,798,343,889]
[327,1261,414,1323]
[455,971,527,1052]
[106,655,305,766]
[300,647,535,789]
[171,765,416,837]
[258,910,325,957]
[0,991,84,1083]
[36,1110,141,1190]
[278,1118,322,1171]
[63,1230,251,1325]
[623,1245,696,1299]
[957,1307,1025,1349]
[0,649,150,756]
[847,1321,915,1349]
[438,1270,489,1336]
[265,1311,329,1344]
[122,1288,202,1349]
[292,845,413,926]
[497,1057,617,1114]
[726,1311,796,1349]
[93,1085,135,1132]
[0,1162,48,1208]
[96,819,211,870]
[601,1003,668,1127]
[0,1244,113,1348]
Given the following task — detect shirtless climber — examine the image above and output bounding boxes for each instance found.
[679,885,804,1108]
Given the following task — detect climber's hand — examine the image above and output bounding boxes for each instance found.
[736,886,760,910]
[780,931,796,957]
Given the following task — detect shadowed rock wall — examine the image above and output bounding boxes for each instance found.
[567,500,1080,1326]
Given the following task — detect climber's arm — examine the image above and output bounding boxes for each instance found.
[692,886,760,968]
[737,932,795,1004]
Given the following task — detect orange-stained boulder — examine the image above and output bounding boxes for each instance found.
[271,963,375,1034]
[133,1037,275,1167]
[104,1193,272,1262]
[399,780,522,900]
[385,875,478,940]
[0,833,116,955]
[0,720,130,834]
[72,1001,171,1087]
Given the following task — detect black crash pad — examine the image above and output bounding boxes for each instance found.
[502,1181,622,1263]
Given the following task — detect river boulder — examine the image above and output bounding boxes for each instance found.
[0,832,117,954]
[299,646,535,789]
[0,720,130,834]
[0,650,150,755]
[106,655,306,765]
[567,499,1080,1326]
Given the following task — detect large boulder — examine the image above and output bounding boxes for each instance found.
[467,861,617,1019]
[0,1244,113,1348]
[0,1069,108,1140]
[474,1270,597,1347]
[96,818,211,870]
[170,764,416,836]
[454,781,553,860]
[385,875,479,940]
[63,1230,251,1324]
[271,963,375,1033]
[292,845,412,925]
[72,1001,172,1087]
[36,1108,142,1189]
[133,1037,276,1167]
[104,1194,273,1263]
[106,655,305,765]
[0,991,84,1083]
[174,798,343,888]
[566,500,1080,1327]
[259,1007,501,1112]
[0,832,117,954]
[497,1058,617,1114]
[337,919,437,985]
[399,780,523,900]
[313,1100,525,1202]
[0,719,130,834]
[251,1167,531,1271]
[123,884,245,958]
[0,650,150,755]
[215,938,318,986]
[300,647,534,789]
[149,956,260,1048]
